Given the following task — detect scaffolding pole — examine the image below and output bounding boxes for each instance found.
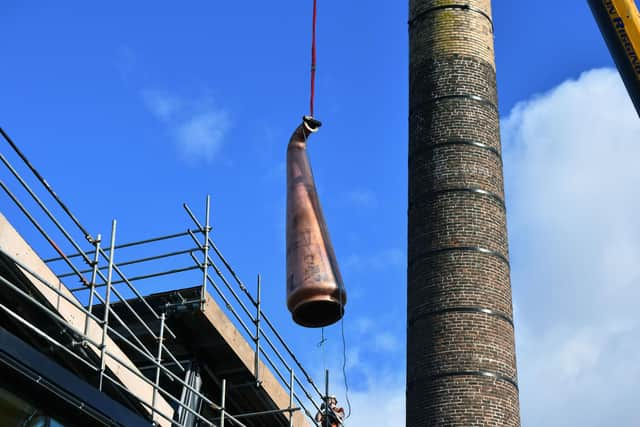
[255,274,262,387]
[99,220,116,391]
[84,233,101,336]
[200,196,211,310]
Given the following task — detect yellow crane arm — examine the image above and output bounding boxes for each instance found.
[588,0,640,116]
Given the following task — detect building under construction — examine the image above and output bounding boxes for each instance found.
[0,127,337,425]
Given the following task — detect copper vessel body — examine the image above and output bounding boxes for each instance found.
[286,117,346,328]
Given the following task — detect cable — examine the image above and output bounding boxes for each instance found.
[337,264,351,420]
[340,308,352,420]
[310,0,318,117]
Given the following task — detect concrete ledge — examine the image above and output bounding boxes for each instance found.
[201,291,309,426]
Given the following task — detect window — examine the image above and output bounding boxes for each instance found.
[0,387,69,427]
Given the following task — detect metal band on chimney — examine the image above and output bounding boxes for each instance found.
[409,139,502,163]
[408,306,514,328]
[408,4,494,32]
[409,187,506,211]
[410,94,499,116]
[408,371,519,391]
[408,246,510,269]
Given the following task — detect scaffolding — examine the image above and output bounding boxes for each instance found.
[0,128,345,427]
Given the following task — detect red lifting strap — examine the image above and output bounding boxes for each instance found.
[310,0,317,117]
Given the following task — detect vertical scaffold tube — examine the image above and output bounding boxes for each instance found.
[407,1,521,425]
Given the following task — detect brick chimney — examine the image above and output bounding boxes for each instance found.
[407,1,521,425]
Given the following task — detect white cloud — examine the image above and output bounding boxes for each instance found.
[176,110,230,163]
[338,373,405,427]
[503,68,640,426]
[142,90,181,121]
[142,90,230,164]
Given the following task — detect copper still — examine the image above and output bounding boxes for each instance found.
[286,116,346,328]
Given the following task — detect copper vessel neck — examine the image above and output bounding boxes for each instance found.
[288,116,322,147]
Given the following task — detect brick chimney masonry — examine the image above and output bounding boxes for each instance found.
[407,1,521,425]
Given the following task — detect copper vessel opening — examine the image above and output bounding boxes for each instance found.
[292,299,344,328]
[286,116,346,328]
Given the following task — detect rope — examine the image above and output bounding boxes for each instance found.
[340,293,352,419]
[310,0,318,117]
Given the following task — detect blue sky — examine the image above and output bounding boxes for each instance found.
[1,1,638,426]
